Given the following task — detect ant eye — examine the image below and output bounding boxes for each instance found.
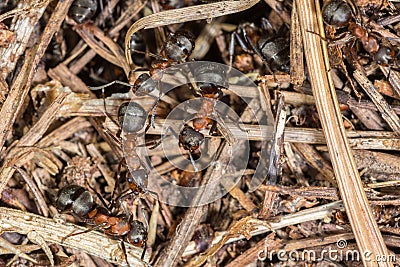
[127,177,133,183]
[133,238,140,244]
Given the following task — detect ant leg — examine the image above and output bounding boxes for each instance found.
[113,189,134,207]
[139,126,177,150]
[140,207,149,231]
[209,121,219,136]
[306,30,328,42]
[131,49,165,61]
[147,190,160,203]
[230,32,253,67]
[86,182,110,212]
[141,242,147,261]
[61,223,105,243]
[149,80,163,129]
[150,96,160,129]
[229,33,235,67]
[88,80,132,91]
[243,29,274,75]
[110,158,126,209]
[233,31,253,53]
[120,241,130,266]
[99,87,121,129]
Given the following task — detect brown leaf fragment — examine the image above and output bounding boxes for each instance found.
[375,80,400,100]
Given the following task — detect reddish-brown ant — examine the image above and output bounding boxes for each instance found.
[112,101,159,203]
[89,30,195,128]
[177,63,242,171]
[322,0,393,63]
[55,184,148,264]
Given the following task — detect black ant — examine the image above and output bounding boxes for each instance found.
[229,19,290,74]
[55,184,148,264]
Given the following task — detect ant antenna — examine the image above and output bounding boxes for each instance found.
[131,49,166,61]
[88,80,132,91]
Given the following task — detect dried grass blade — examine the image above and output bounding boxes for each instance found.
[0,207,146,266]
[295,0,392,266]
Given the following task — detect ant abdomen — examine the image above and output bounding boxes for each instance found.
[68,0,98,24]
[118,102,148,134]
[194,63,227,90]
[55,185,95,218]
[322,0,353,28]
[258,37,290,72]
[130,33,146,66]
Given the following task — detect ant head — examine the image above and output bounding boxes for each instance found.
[164,31,195,62]
[322,0,353,28]
[132,73,157,96]
[118,102,147,134]
[179,125,205,152]
[127,220,148,247]
[127,169,148,192]
[375,46,395,66]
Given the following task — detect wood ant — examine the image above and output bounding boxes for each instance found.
[229,20,290,74]
[89,30,195,128]
[178,63,241,171]
[55,184,148,264]
[68,0,98,24]
[322,0,398,91]
[178,125,205,172]
[322,0,393,61]
[113,101,156,202]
